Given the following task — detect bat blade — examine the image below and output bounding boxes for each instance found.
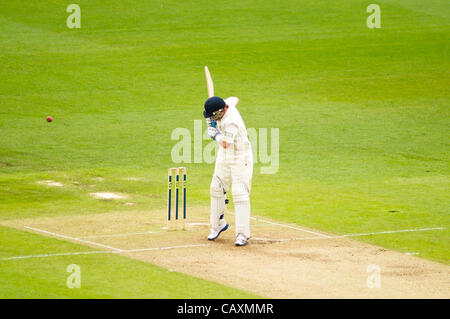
[204,66,214,98]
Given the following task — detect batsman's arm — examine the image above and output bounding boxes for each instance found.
[215,124,238,149]
[225,96,239,108]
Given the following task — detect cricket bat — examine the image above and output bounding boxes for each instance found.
[204,66,214,98]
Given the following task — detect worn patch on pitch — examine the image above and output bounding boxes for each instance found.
[90,192,126,200]
[37,180,64,187]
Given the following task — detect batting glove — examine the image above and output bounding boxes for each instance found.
[207,126,221,140]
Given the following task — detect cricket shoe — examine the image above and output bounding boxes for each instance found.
[207,222,229,241]
[235,233,248,247]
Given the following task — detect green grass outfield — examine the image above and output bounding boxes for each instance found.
[0,0,448,298]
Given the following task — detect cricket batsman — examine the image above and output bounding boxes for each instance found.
[203,96,253,246]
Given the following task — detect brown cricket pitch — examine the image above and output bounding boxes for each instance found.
[2,208,449,298]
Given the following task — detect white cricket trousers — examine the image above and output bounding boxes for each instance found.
[210,148,253,238]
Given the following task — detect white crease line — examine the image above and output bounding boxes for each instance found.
[249,227,446,244]
[338,227,446,238]
[227,211,331,238]
[1,244,211,261]
[120,244,210,253]
[282,227,447,243]
[1,250,109,261]
[23,226,123,252]
[187,222,210,226]
[7,226,444,261]
[81,231,162,239]
[252,217,331,238]
[79,225,205,239]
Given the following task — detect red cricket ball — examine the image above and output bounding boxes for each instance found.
[46,116,53,122]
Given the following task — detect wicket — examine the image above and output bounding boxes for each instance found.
[167,167,187,230]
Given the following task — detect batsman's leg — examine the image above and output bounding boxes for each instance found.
[208,161,231,240]
[231,153,253,241]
